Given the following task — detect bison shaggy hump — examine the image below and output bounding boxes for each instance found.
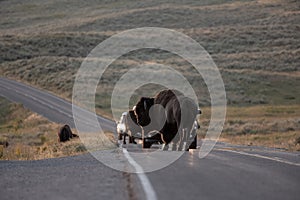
[134,89,198,147]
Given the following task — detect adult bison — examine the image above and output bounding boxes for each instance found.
[134,89,198,150]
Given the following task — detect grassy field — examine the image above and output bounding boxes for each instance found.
[1,0,299,106]
[199,105,300,151]
[0,0,299,156]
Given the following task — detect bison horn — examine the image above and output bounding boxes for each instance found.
[144,100,147,110]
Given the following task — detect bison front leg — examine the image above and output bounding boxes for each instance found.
[178,128,188,151]
[162,131,181,151]
[123,133,127,145]
[162,127,196,151]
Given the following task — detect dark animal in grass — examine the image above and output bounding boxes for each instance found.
[58,124,78,142]
[134,89,198,150]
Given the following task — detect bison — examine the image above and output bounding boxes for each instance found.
[117,110,141,144]
[134,89,198,150]
[58,124,78,142]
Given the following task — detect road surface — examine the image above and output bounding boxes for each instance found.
[0,77,299,200]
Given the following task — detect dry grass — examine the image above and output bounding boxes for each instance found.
[0,96,84,160]
[0,97,116,160]
[198,105,300,151]
[220,131,300,151]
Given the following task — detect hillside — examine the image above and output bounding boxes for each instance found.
[0,0,299,106]
[0,0,299,150]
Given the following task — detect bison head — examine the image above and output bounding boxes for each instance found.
[134,97,154,127]
[128,110,138,124]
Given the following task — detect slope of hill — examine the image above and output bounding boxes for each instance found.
[0,97,86,160]
[0,0,299,150]
[1,0,299,105]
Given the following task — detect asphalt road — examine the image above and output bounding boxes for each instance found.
[0,78,115,132]
[0,77,299,200]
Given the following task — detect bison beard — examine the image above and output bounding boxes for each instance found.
[134,89,198,149]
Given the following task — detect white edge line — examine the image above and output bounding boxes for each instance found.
[216,149,300,167]
[122,148,158,200]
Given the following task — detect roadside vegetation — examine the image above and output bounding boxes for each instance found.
[0,97,88,160]
[0,0,299,158]
[199,105,300,151]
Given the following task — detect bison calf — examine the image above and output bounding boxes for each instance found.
[58,124,78,142]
